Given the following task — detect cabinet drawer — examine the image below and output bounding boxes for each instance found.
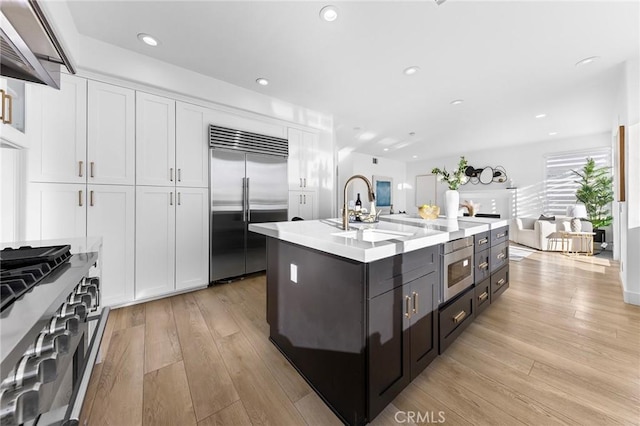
[474,248,490,283]
[474,231,490,253]
[491,265,509,300]
[368,245,439,299]
[474,278,491,315]
[439,286,474,353]
[490,241,509,272]
[491,226,509,246]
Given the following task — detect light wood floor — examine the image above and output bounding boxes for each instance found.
[81,250,640,425]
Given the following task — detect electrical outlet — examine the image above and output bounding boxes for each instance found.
[290,264,298,283]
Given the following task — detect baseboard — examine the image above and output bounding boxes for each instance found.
[623,289,640,306]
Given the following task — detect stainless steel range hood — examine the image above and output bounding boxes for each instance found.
[1,0,75,89]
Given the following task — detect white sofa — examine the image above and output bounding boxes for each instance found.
[511,216,593,251]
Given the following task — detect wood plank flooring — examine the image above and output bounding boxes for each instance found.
[82,249,640,425]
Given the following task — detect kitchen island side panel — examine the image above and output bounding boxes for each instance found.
[266,237,367,425]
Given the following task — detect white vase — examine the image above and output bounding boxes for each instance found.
[445,190,460,219]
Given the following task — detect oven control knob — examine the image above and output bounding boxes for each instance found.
[68,292,92,314]
[2,353,57,389]
[76,284,98,310]
[24,330,71,358]
[49,314,80,335]
[0,383,41,425]
[59,300,87,322]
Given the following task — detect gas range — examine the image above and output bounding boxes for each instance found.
[0,243,109,426]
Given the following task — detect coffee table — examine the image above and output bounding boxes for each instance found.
[560,231,596,256]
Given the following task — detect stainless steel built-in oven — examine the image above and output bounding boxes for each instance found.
[441,237,474,303]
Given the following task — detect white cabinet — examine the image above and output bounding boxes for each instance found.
[175,187,209,291]
[26,183,87,240]
[87,81,135,185]
[175,102,210,188]
[29,74,87,183]
[136,92,176,186]
[136,185,209,299]
[87,185,135,306]
[288,190,316,220]
[288,128,319,190]
[135,186,176,299]
[1,78,29,148]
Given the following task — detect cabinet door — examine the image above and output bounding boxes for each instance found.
[299,191,315,220]
[287,128,303,190]
[87,185,135,306]
[176,187,209,290]
[29,74,87,183]
[136,92,176,186]
[408,272,438,379]
[368,286,411,419]
[0,78,29,148]
[87,81,135,185]
[287,191,301,220]
[175,102,209,188]
[26,183,86,240]
[135,186,176,299]
[301,130,318,189]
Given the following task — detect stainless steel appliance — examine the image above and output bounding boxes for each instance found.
[0,245,108,425]
[441,236,474,303]
[209,125,288,282]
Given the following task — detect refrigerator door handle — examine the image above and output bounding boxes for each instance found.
[242,177,247,223]
[246,177,251,222]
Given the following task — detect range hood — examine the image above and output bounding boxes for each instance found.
[1,0,75,89]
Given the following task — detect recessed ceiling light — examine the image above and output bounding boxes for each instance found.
[256,78,269,86]
[353,126,362,131]
[320,5,338,22]
[575,56,600,67]
[412,155,418,159]
[549,132,558,136]
[403,66,420,76]
[409,132,416,136]
[383,148,389,152]
[450,99,464,105]
[137,33,158,46]
[535,113,547,119]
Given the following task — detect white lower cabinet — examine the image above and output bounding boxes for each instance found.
[26,183,87,240]
[175,187,209,291]
[288,190,316,220]
[87,185,135,306]
[136,186,209,300]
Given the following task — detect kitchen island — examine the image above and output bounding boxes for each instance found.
[249,217,508,425]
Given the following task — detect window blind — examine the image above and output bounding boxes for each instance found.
[544,149,611,216]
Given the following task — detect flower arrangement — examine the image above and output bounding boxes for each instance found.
[431,156,469,190]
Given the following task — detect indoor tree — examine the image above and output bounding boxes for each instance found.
[572,157,614,229]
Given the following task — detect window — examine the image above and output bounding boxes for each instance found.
[544,148,611,216]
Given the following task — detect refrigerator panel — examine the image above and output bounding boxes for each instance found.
[210,149,246,281]
[246,208,288,274]
[246,154,289,211]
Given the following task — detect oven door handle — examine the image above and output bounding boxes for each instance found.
[62,307,111,426]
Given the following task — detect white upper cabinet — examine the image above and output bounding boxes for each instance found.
[29,74,87,183]
[175,102,210,188]
[136,92,176,186]
[288,127,319,190]
[175,187,209,290]
[87,81,135,185]
[26,183,87,240]
[0,78,29,148]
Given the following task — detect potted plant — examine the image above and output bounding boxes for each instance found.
[572,157,614,243]
[432,156,468,218]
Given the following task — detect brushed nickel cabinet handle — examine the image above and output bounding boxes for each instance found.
[299,178,303,187]
[178,192,181,206]
[405,296,412,318]
[478,237,488,245]
[170,192,173,206]
[178,168,182,182]
[303,194,306,204]
[90,162,95,178]
[478,292,488,302]
[412,292,419,314]
[79,161,84,177]
[496,232,506,239]
[453,310,466,324]
[0,89,4,122]
[78,190,83,207]
[90,190,94,207]
[170,168,174,182]
[299,194,302,204]
[479,261,489,270]
[497,278,506,287]
[497,252,506,260]
[303,178,307,187]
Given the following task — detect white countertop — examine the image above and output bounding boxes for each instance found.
[249,217,494,263]
[457,216,510,229]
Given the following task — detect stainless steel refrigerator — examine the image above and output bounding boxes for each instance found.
[209,125,288,282]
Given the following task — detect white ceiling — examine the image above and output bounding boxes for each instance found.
[64,0,639,162]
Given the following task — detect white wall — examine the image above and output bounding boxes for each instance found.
[338,151,407,215]
[406,132,611,218]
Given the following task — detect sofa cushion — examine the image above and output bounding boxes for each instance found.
[538,214,556,221]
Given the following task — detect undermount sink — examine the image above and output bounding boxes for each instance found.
[331,229,414,242]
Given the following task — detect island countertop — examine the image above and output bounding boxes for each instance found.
[249,217,496,263]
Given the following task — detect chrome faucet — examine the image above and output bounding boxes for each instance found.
[343,174,376,230]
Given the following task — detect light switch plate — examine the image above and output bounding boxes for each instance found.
[290,263,298,283]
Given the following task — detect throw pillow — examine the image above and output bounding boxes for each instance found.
[538,214,556,221]
[571,217,582,232]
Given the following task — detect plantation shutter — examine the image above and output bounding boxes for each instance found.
[544,149,611,216]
